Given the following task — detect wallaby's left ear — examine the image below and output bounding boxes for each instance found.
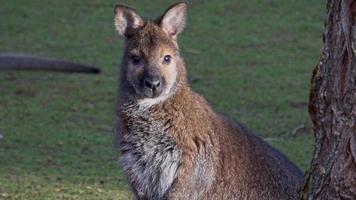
[158,2,188,39]
[114,4,145,38]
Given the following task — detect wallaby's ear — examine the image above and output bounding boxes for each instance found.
[114,5,144,38]
[158,2,188,39]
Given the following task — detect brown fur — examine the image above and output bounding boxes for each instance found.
[115,3,302,200]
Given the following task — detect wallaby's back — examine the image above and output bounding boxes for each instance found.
[208,114,302,199]
[162,89,302,200]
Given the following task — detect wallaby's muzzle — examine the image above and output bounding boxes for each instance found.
[141,69,164,98]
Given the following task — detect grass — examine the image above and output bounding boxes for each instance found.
[0,0,324,199]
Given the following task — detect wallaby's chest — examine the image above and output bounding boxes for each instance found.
[119,107,182,199]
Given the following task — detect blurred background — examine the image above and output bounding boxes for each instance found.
[0,0,323,199]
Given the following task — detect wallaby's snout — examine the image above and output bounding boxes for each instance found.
[142,67,163,98]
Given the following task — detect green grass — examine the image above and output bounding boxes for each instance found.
[0,0,324,199]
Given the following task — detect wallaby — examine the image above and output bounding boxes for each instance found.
[115,3,303,200]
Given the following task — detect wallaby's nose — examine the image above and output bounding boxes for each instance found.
[142,69,163,97]
[144,79,161,90]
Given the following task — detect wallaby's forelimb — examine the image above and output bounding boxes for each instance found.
[0,53,100,74]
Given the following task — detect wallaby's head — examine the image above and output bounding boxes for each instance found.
[115,3,187,102]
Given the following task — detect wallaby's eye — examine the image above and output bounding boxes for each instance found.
[131,56,142,66]
[163,55,171,64]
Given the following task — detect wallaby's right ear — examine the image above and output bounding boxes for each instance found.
[114,5,144,38]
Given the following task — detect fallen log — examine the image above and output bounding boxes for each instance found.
[0,53,100,74]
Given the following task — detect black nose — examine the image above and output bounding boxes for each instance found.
[144,78,161,90]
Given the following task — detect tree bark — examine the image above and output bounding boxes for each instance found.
[301,0,356,199]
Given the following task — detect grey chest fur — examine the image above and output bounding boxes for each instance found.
[119,105,182,200]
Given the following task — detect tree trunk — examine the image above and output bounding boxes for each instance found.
[301,0,356,199]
